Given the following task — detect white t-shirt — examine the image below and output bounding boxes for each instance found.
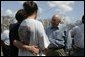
[18,18,50,56]
[1,30,10,46]
[70,24,84,48]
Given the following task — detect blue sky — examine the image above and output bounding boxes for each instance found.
[1,1,84,23]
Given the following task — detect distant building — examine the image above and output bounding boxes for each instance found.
[1,16,15,31]
[1,16,51,31]
[39,19,51,29]
[74,20,82,26]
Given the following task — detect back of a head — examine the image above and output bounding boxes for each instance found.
[82,15,84,24]
[51,14,61,26]
[15,9,27,23]
[23,1,38,16]
[52,14,61,22]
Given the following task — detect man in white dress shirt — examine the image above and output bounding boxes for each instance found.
[18,1,50,56]
[70,15,84,56]
[1,29,10,56]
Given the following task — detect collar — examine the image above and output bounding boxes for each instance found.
[51,26,59,30]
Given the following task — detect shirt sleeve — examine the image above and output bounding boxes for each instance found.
[70,27,77,38]
[1,33,5,41]
[9,24,19,44]
[65,30,72,49]
[67,26,77,49]
[9,24,16,41]
[37,22,50,50]
[1,31,9,41]
[48,38,65,48]
[18,25,30,45]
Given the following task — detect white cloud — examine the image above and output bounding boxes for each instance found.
[1,8,16,17]
[61,4,72,11]
[38,7,43,13]
[34,1,37,3]
[62,16,72,25]
[1,7,3,15]
[19,1,37,4]
[1,7,5,16]
[48,2,55,7]
[19,1,26,4]
[13,10,18,17]
[48,1,74,12]
[1,7,3,11]
[5,9,13,16]
[60,16,76,30]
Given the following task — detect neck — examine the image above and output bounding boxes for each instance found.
[52,25,58,27]
[27,14,36,20]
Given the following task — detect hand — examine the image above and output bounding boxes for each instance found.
[29,45,39,55]
[43,48,49,55]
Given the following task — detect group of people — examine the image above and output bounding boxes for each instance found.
[1,1,84,56]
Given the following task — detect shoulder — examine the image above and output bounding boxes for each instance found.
[9,23,20,32]
[45,27,52,34]
[10,23,19,29]
[35,20,42,24]
[70,26,79,33]
[35,20,44,28]
[1,30,9,39]
[20,19,35,26]
[79,24,84,28]
[72,26,79,30]
[20,19,28,26]
[3,30,9,34]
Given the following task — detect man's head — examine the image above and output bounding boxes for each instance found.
[51,15,61,27]
[23,1,38,19]
[82,15,84,24]
[15,9,27,23]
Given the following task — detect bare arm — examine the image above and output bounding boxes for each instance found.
[1,40,5,46]
[13,40,39,55]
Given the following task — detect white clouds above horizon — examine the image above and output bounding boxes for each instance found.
[6,9,13,16]
[19,1,26,4]
[1,1,84,22]
[2,9,14,17]
[19,1,37,4]
[1,7,3,11]
[48,1,75,12]
[1,7,4,16]
[38,7,43,13]
[62,16,74,25]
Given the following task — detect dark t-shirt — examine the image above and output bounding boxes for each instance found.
[9,23,20,56]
